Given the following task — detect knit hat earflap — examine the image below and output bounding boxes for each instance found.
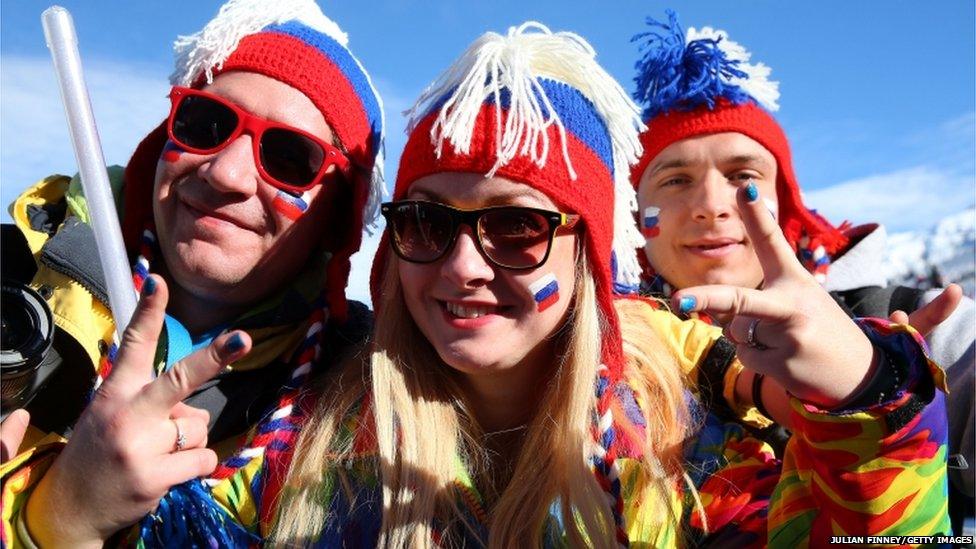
[121,0,385,319]
[370,22,644,545]
[629,11,846,281]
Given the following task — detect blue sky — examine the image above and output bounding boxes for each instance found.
[2,1,974,302]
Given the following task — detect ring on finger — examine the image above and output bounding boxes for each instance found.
[173,419,187,452]
[746,318,769,350]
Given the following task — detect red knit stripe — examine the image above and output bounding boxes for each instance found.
[631,100,847,256]
[218,33,373,167]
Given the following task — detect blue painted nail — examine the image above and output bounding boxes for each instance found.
[224,333,245,354]
[744,181,759,202]
[678,295,697,313]
[142,276,157,297]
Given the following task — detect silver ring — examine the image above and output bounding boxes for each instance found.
[173,419,187,452]
[746,318,769,350]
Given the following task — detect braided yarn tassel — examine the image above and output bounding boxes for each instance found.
[92,227,157,393]
[593,364,629,547]
[137,299,327,545]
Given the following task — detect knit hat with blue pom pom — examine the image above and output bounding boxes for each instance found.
[629,11,846,281]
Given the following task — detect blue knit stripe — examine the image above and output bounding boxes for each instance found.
[263,21,383,153]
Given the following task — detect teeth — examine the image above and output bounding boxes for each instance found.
[446,302,493,319]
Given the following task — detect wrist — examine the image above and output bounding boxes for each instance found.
[24,464,106,548]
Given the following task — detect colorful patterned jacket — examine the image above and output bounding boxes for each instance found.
[132,306,950,548]
[0,175,371,549]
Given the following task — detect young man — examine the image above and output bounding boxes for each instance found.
[629,11,973,532]
[0,0,384,544]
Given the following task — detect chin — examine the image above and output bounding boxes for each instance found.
[434,340,512,375]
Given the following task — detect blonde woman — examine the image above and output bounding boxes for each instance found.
[82,22,946,548]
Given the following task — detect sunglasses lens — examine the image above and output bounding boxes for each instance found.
[260,128,326,190]
[172,95,238,150]
[480,209,551,268]
[388,203,455,262]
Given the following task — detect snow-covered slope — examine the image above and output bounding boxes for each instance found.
[884,207,976,296]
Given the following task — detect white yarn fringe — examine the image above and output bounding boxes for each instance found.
[404,21,646,288]
[169,0,387,229]
[686,26,780,112]
[170,0,347,86]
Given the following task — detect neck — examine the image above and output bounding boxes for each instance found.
[158,265,249,336]
[458,341,554,434]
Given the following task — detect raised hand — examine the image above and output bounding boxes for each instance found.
[23,275,252,547]
[672,182,879,409]
[890,283,962,337]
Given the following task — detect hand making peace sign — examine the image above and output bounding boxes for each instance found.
[23,275,252,547]
[671,182,880,409]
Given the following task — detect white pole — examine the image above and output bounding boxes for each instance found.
[42,6,136,338]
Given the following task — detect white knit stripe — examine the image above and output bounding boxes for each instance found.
[291,362,312,380]
[170,0,348,86]
[270,404,295,421]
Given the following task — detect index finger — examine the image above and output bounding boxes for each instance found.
[738,182,807,282]
[108,275,167,391]
[137,330,251,414]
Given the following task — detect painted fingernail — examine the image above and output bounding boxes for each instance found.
[224,333,245,354]
[142,276,157,297]
[745,181,759,202]
[678,295,697,313]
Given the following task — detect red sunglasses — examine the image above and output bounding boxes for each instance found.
[166,86,350,194]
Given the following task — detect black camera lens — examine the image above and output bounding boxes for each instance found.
[2,282,55,407]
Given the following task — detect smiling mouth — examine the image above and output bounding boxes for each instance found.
[689,241,740,250]
[440,300,504,319]
[182,199,256,231]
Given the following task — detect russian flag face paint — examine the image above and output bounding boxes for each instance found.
[162,140,186,163]
[272,190,311,221]
[529,273,560,313]
[642,206,661,238]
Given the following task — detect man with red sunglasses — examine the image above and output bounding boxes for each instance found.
[0,0,385,545]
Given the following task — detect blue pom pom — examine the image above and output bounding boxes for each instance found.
[137,480,259,548]
[631,10,754,120]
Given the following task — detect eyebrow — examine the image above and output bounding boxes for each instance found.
[646,158,690,178]
[722,154,773,170]
[647,154,773,177]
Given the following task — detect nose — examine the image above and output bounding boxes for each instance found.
[439,225,495,288]
[197,135,260,196]
[690,171,736,223]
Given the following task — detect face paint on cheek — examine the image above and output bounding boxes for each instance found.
[272,190,311,222]
[528,272,560,313]
[642,206,661,238]
[161,140,186,163]
[763,197,779,220]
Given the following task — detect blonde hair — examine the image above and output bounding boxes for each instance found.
[272,248,695,547]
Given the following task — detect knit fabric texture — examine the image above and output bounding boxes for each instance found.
[119,1,384,320]
[371,24,645,543]
[629,11,847,262]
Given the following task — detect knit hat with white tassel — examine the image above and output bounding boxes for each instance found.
[370,22,645,546]
[630,10,846,282]
[121,0,385,319]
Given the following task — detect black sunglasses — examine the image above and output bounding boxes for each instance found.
[380,200,580,270]
[167,86,350,194]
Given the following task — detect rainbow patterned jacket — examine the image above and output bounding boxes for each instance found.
[2,309,949,547]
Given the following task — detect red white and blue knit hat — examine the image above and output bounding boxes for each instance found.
[371,22,644,546]
[120,0,385,318]
[629,11,846,282]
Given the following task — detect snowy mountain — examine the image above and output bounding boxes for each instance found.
[883,207,976,297]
